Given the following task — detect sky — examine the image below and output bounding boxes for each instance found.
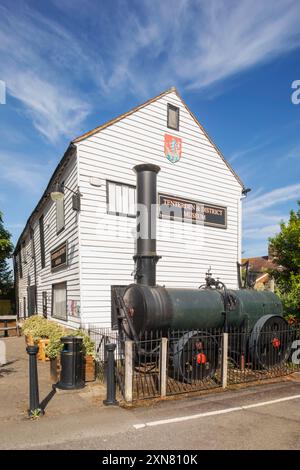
[0,0,300,258]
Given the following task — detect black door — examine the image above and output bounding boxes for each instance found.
[42,291,47,318]
[27,286,36,317]
[23,297,26,319]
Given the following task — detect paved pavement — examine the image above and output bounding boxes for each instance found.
[1,336,300,450]
[0,336,106,421]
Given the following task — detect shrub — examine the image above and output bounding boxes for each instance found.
[21,315,95,359]
[21,316,49,342]
[45,322,65,359]
[284,313,298,326]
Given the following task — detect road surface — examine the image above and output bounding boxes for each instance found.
[1,380,300,450]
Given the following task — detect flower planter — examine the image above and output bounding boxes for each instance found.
[50,356,61,383]
[37,338,50,362]
[50,355,95,383]
[25,334,34,346]
[84,355,95,382]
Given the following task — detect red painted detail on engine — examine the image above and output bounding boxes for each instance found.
[196,353,207,364]
[272,337,281,348]
[128,308,135,317]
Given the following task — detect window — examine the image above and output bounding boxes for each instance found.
[30,228,34,259]
[39,215,46,269]
[167,103,179,131]
[56,197,65,234]
[18,250,23,279]
[23,297,26,318]
[28,285,36,317]
[42,291,48,318]
[107,181,136,217]
[22,241,27,264]
[52,282,67,321]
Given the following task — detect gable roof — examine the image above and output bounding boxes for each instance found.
[14,87,244,253]
[14,143,76,254]
[73,87,244,189]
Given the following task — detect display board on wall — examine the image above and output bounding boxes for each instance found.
[51,241,68,271]
[159,194,227,229]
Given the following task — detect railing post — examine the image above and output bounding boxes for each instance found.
[125,340,133,403]
[221,332,228,388]
[26,345,43,417]
[103,343,118,406]
[160,337,168,397]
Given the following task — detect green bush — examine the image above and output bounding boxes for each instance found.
[45,322,65,359]
[21,315,95,359]
[21,316,49,342]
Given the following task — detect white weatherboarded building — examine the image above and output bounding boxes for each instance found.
[14,88,244,329]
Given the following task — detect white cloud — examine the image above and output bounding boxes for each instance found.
[0,1,300,142]
[78,0,300,93]
[244,224,281,239]
[6,71,90,142]
[181,0,300,90]
[242,183,300,256]
[228,133,280,164]
[0,4,91,142]
[245,183,300,214]
[0,151,54,194]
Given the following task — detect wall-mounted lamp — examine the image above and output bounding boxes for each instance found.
[242,187,251,197]
[50,183,82,211]
[50,183,64,202]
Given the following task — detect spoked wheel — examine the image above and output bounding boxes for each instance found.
[172,331,219,383]
[249,315,291,369]
[228,350,244,369]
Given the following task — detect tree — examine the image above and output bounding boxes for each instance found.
[269,202,300,320]
[0,211,14,296]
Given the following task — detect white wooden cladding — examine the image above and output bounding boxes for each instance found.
[16,156,81,329]
[15,90,242,328]
[76,91,242,326]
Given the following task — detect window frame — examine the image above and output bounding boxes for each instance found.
[167,103,180,131]
[23,297,26,319]
[42,291,48,318]
[30,228,35,260]
[51,282,67,321]
[106,180,136,218]
[56,196,65,235]
[18,250,23,279]
[39,215,46,269]
[22,241,27,264]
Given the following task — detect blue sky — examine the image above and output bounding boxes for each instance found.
[0,0,300,257]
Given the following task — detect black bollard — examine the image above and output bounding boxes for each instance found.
[103,343,119,406]
[26,345,43,417]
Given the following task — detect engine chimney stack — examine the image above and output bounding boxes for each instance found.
[133,163,161,286]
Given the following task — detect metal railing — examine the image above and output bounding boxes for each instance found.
[88,326,118,380]
[133,332,161,400]
[88,324,300,402]
[166,329,223,395]
[227,325,300,385]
